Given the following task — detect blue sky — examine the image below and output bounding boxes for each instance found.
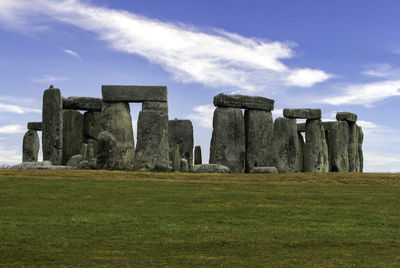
[1,0,400,171]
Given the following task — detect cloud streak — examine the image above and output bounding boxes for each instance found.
[0,0,331,94]
[63,49,80,59]
[0,124,25,134]
[0,102,41,114]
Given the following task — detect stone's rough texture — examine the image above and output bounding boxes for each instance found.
[134,110,169,171]
[87,143,94,161]
[358,125,364,172]
[83,111,102,140]
[42,86,63,165]
[348,122,359,172]
[102,85,167,102]
[298,132,305,170]
[78,160,91,170]
[322,121,337,131]
[213,94,274,111]
[27,122,42,131]
[244,109,273,172]
[168,120,194,167]
[181,159,189,172]
[142,101,168,113]
[85,138,97,158]
[101,102,135,170]
[62,110,84,165]
[172,144,181,171]
[90,158,97,169]
[249,166,278,174]
[9,161,72,170]
[96,131,120,170]
[325,121,349,172]
[79,143,87,159]
[336,112,357,123]
[209,107,245,173]
[63,97,102,111]
[22,130,39,162]
[283,108,322,119]
[304,119,329,172]
[297,123,306,132]
[194,146,202,165]
[192,164,231,173]
[66,155,84,168]
[271,117,302,173]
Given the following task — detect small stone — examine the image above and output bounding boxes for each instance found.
[22,130,39,162]
[194,146,202,165]
[181,159,189,172]
[191,164,231,173]
[66,154,84,168]
[79,143,87,159]
[283,108,322,119]
[96,131,120,170]
[27,122,42,131]
[172,144,181,171]
[336,112,357,123]
[78,160,91,170]
[213,93,274,111]
[102,85,167,102]
[63,97,102,111]
[249,167,278,174]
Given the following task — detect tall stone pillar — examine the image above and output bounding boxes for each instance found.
[324,121,349,172]
[62,110,83,165]
[304,119,329,172]
[42,85,63,165]
[168,119,194,167]
[357,125,364,172]
[194,146,202,165]
[336,112,358,172]
[22,130,39,162]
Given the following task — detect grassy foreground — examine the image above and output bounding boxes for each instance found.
[0,170,400,267]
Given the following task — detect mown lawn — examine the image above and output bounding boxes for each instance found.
[0,170,400,267]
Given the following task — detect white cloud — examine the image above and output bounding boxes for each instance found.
[362,63,400,79]
[31,75,69,83]
[63,49,80,59]
[0,102,41,114]
[0,145,21,163]
[187,104,214,129]
[0,124,25,134]
[0,0,331,93]
[271,108,283,119]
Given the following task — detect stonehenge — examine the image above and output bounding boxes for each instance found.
[21,85,364,174]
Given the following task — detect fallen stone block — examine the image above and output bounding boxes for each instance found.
[9,161,72,170]
[336,112,357,123]
[102,85,167,102]
[191,164,231,173]
[283,108,322,119]
[213,93,274,111]
[63,97,102,111]
[66,154,84,168]
[249,167,278,174]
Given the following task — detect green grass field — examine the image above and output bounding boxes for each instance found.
[1,170,400,267]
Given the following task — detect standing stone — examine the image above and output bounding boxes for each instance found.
[194,146,202,165]
[62,110,84,165]
[168,119,194,167]
[271,117,302,173]
[181,159,189,172]
[134,110,169,171]
[42,85,63,165]
[348,122,359,172]
[22,130,39,162]
[172,144,181,171]
[83,111,102,140]
[209,107,245,173]
[96,131,120,170]
[244,109,273,172]
[85,138,97,158]
[87,143,94,161]
[79,143,88,160]
[298,132,305,170]
[325,121,349,172]
[101,102,135,170]
[303,119,329,172]
[358,125,364,172]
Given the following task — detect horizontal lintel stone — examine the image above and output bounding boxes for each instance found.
[102,85,167,102]
[213,93,274,111]
[63,97,102,111]
[283,108,321,119]
[27,122,42,131]
[336,112,357,123]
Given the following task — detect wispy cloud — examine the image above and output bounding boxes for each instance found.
[362,63,400,79]
[63,49,80,59]
[0,102,41,114]
[0,124,25,134]
[0,0,331,93]
[187,104,214,129]
[31,75,69,83]
[0,145,21,163]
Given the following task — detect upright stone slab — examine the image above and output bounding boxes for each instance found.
[102,85,167,102]
[194,146,202,165]
[168,119,194,167]
[83,111,102,140]
[348,122,359,172]
[209,107,245,173]
[325,121,349,172]
[298,132,304,169]
[96,131,120,170]
[172,144,181,171]
[244,109,273,172]
[42,85,63,165]
[134,110,169,171]
[101,102,135,170]
[303,119,329,172]
[22,130,39,162]
[63,97,102,111]
[283,108,322,119]
[358,125,364,172]
[213,94,274,111]
[271,117,302,173]
[297,123,306,132]
[62,110,84,165]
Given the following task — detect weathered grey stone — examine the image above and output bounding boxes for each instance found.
[42,85,63,165]
[358,125,364,172]
[283,108,322,119]
[297,123,306,132]
[78,160,91,170]
[303,119,329,172]
[90,158,97,169]
[298,132,304,170]
[83,111,102,140]
[102,85,167,102]
[27,122,42,131]
[194,146,202,165]
[101,102,134,170]
[66,154,84,168]
[134,110,169,171]
[87,143,94,161]
[209,107,245,173]
[192,164,231,173]
[271,117,302,173]
[336,112,357,123]
[172,144,181,171]
[142,101,168,113]
[348,122,359,172]
[63,97,102,111]
[244,109,273,173]
[168,119,194,167]
[250,167,278,174]
[181,159,189,172]
[322,121,337,131]
[22,130,39,162]
[9,161,72,170]
[96,131,120,170]
[79,143,87,160]
[85,138,97,158]
[325,121,349,172]
[213,93,274,111]
[62,110,83,165]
